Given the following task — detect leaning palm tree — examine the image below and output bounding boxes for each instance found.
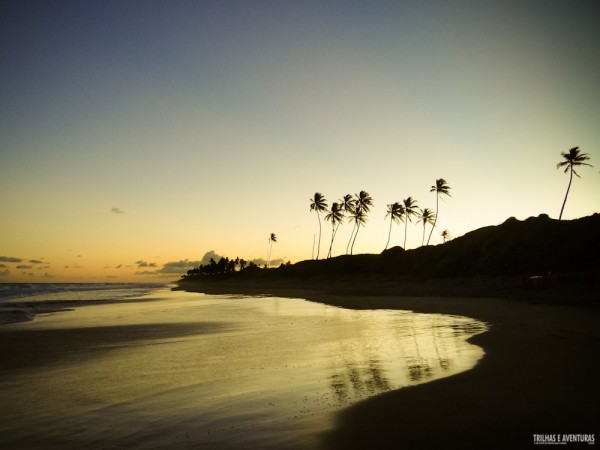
[346,191,373,254]
[350,207,368,255]
[417,208,436,246]
[402,197,419,249]
[267,233,277,268]
[384,202,405,250]
[427,179,451,245]
[325,202,345,258]
[441,229,451,243]
[340,194,357,255]
[557,147,592,220]
[310,193,328,259]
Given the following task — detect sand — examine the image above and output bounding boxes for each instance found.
[1,284,598,449]
[179,282,600,449]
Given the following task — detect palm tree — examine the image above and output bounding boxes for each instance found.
[441,229,451,243]
[417,208,436,246]
[350,207,368,255]
[310,193,328,259]
[557,147,592,220]
[267,233,277,268]
[325,202,345,258]
[384,202,405,250]
[340,194,357,255]
[348,191,373,255]
[427,179,451,245]
[402,197,418,249]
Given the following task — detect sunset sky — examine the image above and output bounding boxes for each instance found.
[1,0,599,283]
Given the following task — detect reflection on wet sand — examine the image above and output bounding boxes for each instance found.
[326,312,486,404]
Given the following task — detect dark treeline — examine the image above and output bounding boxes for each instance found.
[184,256,291,278]
[184,257,254,277]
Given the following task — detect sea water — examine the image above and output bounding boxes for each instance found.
[0,282,161,304]
[0,284,487,449]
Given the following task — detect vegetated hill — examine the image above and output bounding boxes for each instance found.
[280,213,600,280]
[179,214,599,300]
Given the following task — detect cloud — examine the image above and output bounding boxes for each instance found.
[0,264,5,268]
[29,259,44,264]
[156,260,201,274]
[0,256,22,263]
[252,257,285,267]
[135,260,157,268]
[111,207,125,214]
[0,269,9,277]
[200,251,224,265]
[134,259,201,276]
[43,272,55,278]
[115,264,122,269]
[16,265,33,269]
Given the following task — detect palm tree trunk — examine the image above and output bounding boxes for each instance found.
[422,224,426,246]
[385,218,392,250]
[427,194,439,245]
[351,226,359,255]
[346,223,356,255]
[559,168,574,220]
[404,220,408,249]
[329,222,341,258]
[328,224,335,258]
[316,212,322,259]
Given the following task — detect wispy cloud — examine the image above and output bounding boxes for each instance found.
[0,269,9,277]
[29,259,44,264]
[156,260,201,274]
[135,260,157,268]
[134,259,201,276]
[16,264,33,269]
[0,256,22,263]
[110,207,125,214]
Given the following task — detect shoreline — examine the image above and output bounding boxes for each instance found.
[177,279,600,449]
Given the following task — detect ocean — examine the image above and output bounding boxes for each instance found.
[0,282,163,304]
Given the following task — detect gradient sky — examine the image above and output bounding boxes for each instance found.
[1,0,599,283]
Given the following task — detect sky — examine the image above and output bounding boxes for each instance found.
[1,0,599,283]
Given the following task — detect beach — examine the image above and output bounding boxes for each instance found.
[179,281,600,449]
[1,282,598,449]
[0,285,487,449]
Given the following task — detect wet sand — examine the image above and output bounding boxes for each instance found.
[0,290,486,450]
[179,282,600,449]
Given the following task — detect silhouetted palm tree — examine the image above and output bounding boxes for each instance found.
[417,208,436,246]
[348,191,373,255]
[340,194,357,255]
[267,233,277,268]
[325,202,345,258]
[441,229,451,243]
[384,202,405,250]
[402,197,418,249]
[557,147,592,220]
[310,193,328,259]
[427,179,451,245]
[350,207,368,255]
